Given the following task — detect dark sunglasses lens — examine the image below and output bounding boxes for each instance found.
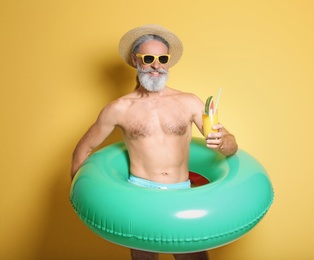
[143,55,155,64]
[158,55,169,64]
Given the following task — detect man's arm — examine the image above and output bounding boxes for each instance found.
[71,103,118,179]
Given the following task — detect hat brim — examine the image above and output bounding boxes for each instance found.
[119,24,183,68]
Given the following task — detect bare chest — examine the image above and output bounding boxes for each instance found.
[121,110,191,138]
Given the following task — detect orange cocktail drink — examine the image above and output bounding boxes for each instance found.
[202,110,218,138]
[203,88,222,138]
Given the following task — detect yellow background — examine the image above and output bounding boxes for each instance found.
[1,0,313,259]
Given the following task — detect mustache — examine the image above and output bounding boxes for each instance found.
[137,65,168,75]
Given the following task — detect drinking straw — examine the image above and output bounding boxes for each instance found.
[214,87,222,114]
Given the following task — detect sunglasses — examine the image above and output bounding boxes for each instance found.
[136,54,171,65]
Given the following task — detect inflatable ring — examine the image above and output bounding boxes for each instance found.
[70,137,274,253]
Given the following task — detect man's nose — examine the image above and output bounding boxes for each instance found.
[151,59,161,69]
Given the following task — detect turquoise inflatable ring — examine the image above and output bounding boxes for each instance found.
[70,137,274,253]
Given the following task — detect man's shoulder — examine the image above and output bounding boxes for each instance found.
[109,95,131,107]
[107,92,138,110]
[167,88,200,100]
[167,89,204,111]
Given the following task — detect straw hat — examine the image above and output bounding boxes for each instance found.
[119,24,183,68]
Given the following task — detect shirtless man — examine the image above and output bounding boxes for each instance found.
[71,24,238,260]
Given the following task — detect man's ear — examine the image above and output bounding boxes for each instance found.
[131,54,137,67]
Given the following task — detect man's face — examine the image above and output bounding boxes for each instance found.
[132,40,169,92]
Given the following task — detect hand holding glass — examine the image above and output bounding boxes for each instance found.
[202,110,219,138]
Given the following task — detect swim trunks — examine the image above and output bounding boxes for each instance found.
[128,174,191,190]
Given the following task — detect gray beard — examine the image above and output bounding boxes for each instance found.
[136,64,168,92]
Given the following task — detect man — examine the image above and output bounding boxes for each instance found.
[71,24,238,260]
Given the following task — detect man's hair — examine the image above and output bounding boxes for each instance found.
[131,34,170,55]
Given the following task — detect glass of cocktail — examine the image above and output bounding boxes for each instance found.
[202,110,218,138]
[202,88,222,138]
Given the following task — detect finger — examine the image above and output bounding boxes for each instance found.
[207,132,222,140]
[207,139,221,146]
[206,143,220,150]
[212,123,223,131]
